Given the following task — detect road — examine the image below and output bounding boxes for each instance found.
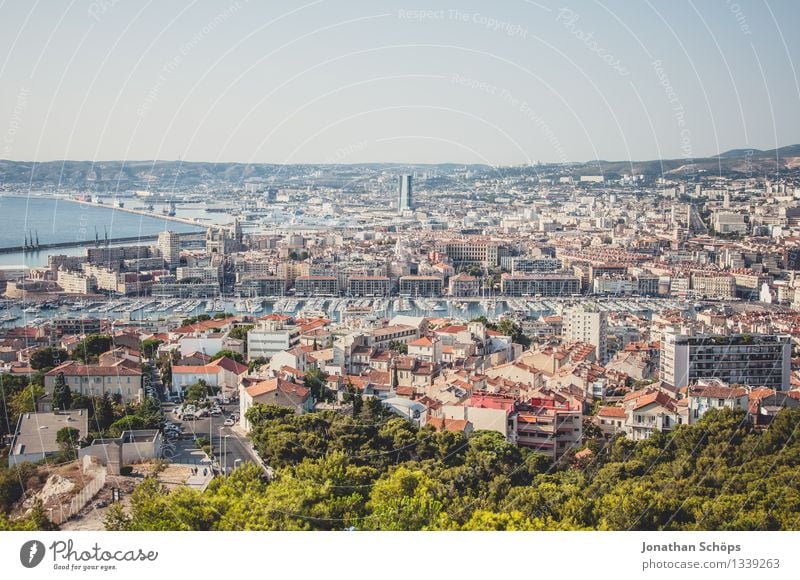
[169,403,256,475]
[146,361,261,476]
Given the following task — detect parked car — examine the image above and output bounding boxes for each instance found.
[223,418,234,426]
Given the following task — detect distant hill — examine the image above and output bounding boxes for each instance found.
[1,144,799,189]
[718,144,800,158]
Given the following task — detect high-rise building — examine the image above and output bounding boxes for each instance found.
[564,304,608,363]
[398,174,412,212]
[157,230,180,269]
[660,332,791,390]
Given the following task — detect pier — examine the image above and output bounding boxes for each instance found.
[66,197,206,228]
[0,234,161,254]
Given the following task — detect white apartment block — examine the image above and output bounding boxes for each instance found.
[564,305,608,363]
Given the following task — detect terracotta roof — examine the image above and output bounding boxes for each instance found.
[209,356,248,375]
[172,365,219,374]
[435,325,467,334]
[245,377,310,400]
[689,385,748,399]
[428,417,470,433]
[632,391,676,411]
[45,360,140,377]
[597,406,626,418]
[173,316,234,334]
[408,337,433,347]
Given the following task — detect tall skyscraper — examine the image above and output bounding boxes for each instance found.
[157,230,180,269]
[398,174,412,212]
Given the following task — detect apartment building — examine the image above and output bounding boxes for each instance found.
[690,273,736,299]
[564,305,608,363]
[448,273,479,296]
[660,332,791,390]
[247,319,301,360]
[348,275,391,297]
[236,276,289,297]
[515,397,582,461]
[500,273,581,296]
[399,275,443,297]
[434,239,504,266]
[44,360,143,403]
[157,230,181,268]
[686,380,749,424]
[58,269,96,294]
[509,257,562,273]
[294,275,339,296]
[176,265,221,286]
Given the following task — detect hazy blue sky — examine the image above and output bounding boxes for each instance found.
[1,0,798,164]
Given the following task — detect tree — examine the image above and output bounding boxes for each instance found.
[29,347,68,371]
[388,340,408,354]
[248,356,268,373]
[52,372,71,411]
[140,338,162,360]
[364,466,444,530]
[228,325,253,340]
[9,384,44,419]
[181,314,211,326]
[494,318,531,347]
[93,393,115,432]
[185,380,209,402]
[56,426,81,459]
[303,367,330,402]
[72,334,113,363]
[212,350,244,363]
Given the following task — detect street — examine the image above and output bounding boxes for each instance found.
[146,361,263,476]
[169,403,257,475]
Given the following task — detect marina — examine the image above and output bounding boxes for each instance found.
[0,295,703,328]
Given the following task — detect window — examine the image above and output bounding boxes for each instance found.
[718,399,725,406]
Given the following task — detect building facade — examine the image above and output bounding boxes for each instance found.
[660,332,791,390]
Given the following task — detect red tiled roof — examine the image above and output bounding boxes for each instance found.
[209,356,248,375]
[246,377,309,400]
[45,360,140,376]
[597,406,626,418]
